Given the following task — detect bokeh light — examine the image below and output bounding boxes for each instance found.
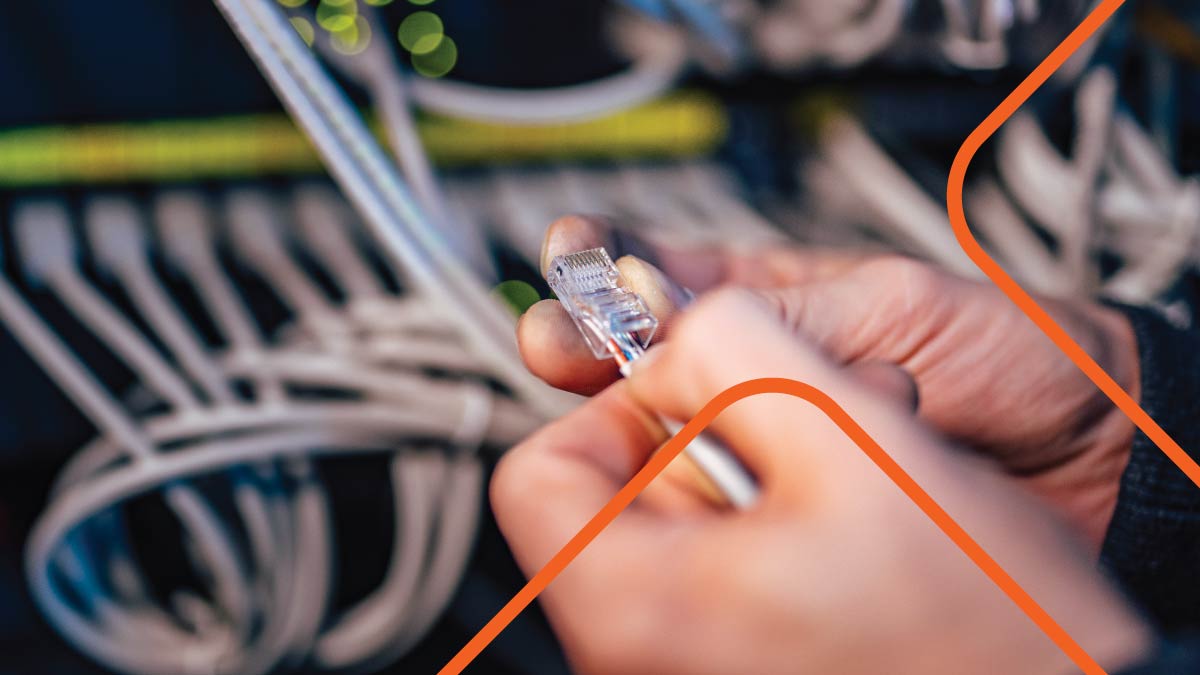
[277,0,308,7]
[331,15,372,55]
[412,35,457,77]
[397,11,444,55]
[289,17,316,46]
[363,0,395,5]
[491,280,541,316]
[316,0,357,32]
[408,0,436,5]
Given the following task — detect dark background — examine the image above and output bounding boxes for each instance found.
[1,2,1199,674]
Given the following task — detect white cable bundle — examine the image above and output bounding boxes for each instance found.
[987,67,1200,303]
[9,190,543,675]
[752,0,908,69]
[796,67,1200,305]
[745,0,1102,72]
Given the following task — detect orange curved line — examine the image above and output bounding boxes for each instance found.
[440,378,1105,675]
[946,0,1200,489]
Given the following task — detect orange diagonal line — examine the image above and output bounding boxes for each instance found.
[946,0,1200,489]
[442,378,1105,675]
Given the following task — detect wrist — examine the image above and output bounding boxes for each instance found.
[1038,300,1140,546]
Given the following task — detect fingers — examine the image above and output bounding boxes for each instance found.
[525,212,892,396]
[515,253,694,395]
[624,288,942,504]
[492,380,719,574]
[490,380,728,670]
[523,216,695,394]
[491,382,665,569]
[614,254,694,334]
[518,300,620,395]
[709,246,865,289]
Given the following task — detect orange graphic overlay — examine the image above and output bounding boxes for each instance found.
[441,378,1105,675]
[946,0,1200,489]
[440,2,1184,674]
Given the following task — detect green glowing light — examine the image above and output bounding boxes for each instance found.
[316,0,357,32]
[363,0,395,5]
[412,36,457,77]
[397,11,444,54]
[277,0,308,7]
[289,17,316,46]
[331,15,372,55]
[491,280,541,316]
[408,0,436,5]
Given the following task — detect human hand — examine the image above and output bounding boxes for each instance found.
[496,291,1151,674]
[517,215,1139,548]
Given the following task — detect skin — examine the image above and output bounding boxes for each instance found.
[517,214,1140,549]
[494,288,1151,675]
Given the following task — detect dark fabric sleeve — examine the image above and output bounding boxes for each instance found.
[1100,274,1200,634]
[1117,636,1200,674]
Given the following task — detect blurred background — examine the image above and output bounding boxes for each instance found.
[1,1,1199,673]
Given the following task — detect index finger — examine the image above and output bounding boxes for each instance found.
[489,381,711,660]
[492,381,685,573]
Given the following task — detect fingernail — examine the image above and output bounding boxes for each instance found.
[540,214,613,276]
[539,232,552,276]
[616,255,693,321]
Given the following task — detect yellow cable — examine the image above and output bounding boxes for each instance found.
[0,92,726,187]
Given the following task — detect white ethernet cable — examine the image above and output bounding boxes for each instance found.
[11,194,543,675]
[212,0,577,419]
[938,0,1016,70]
[987,66,1200,302]
[17,201,342,674]
[406,11,690,125]
[292,185,388,303]
[86,198,240,408]
[752,0,907,70]
[313,12,496,279]
[816,113,981,278]
[546,247,760,508]
[1101,115,1200,303]
[92,194,335,669]
[170,190,524,670]
[224,190,347,347]
[995,67,1116,289]
[8,203,261,675]
[154,193,287,406]
[231,188,488,376]
[289,187,493,377]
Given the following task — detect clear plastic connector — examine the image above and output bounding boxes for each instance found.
[545,247,658,363]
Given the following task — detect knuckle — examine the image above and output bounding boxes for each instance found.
[488,450,523,519]
[859,255,945,301]
[488,440,546,524]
